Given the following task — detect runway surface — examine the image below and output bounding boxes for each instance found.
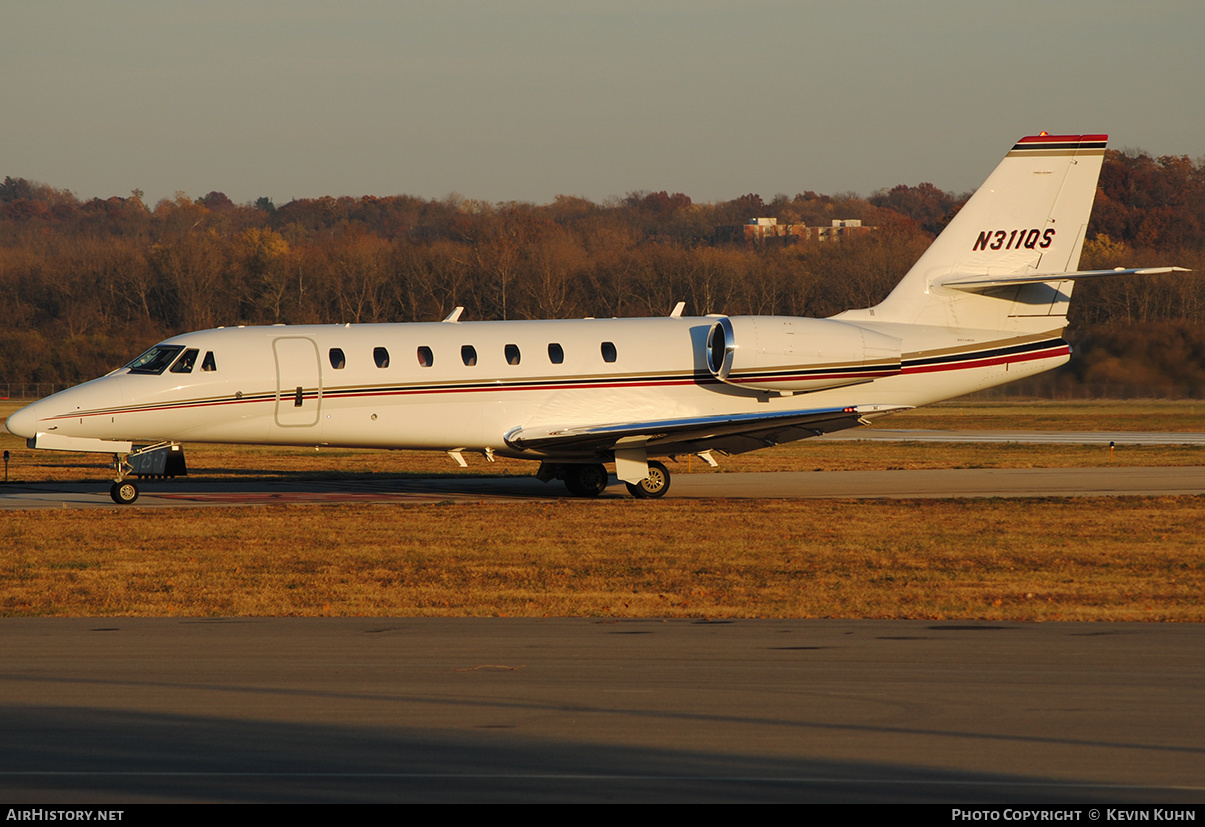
[3,465,1205,508]
[2,618,1202,804]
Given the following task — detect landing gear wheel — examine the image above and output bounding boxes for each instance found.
[110,480,140,505]
[625,460,671,499]
[564,464,609,498]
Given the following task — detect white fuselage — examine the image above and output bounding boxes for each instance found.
[7,315,1069,460]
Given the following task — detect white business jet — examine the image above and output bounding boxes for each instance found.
[5,134,1186,503]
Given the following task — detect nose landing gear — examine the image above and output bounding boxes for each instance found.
[108,442,184,504]
[110,479,140,505]
[110,451,139,504]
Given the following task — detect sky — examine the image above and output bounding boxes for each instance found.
[4,0,1203,207]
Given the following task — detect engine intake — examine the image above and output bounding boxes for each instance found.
[707,316,902,394]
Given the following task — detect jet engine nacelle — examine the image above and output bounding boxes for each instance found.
[706,316,902,394]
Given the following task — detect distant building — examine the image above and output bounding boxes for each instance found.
[715,217,873,245]
[815,218,866,242]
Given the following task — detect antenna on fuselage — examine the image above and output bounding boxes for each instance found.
[442,306,464,323]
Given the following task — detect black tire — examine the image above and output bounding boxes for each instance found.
[565,464,608,497]
[110,480,139,505]
[624,460,670,499]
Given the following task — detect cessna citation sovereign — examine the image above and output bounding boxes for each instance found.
[5,134,1188,503]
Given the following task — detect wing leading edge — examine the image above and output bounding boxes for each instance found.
[504,404,909,459]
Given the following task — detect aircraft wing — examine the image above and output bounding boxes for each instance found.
[936,267,1189,292]
[503,404,908,459]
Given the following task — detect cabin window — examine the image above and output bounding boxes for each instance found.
[417,346,434,367]
[329,348,346,369]
[374,347,390,368]
[461,345,477,366]
[601,341,617,363]
[505,344,521,365]
[548,343,564,364]
[201,351,217,372]
[169,348,199,374]
[125,345,184,375]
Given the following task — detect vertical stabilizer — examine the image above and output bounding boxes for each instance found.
[838,134,1107,331]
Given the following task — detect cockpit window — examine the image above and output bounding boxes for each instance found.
[125,345,184,375]
[169,349,199,374]
[201,351,217,372]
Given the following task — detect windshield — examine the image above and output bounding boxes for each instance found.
[124,345,185,375]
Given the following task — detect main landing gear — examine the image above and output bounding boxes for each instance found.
[564,463,609,498]
[547,460,672,499]
[624,460,670,499]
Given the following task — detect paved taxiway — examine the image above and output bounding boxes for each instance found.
[4,429,1203,508]
[819,429,1205,445]
[2,618,1202,804]
[3,464,1205,508]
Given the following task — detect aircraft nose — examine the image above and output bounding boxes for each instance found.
[4,401,40,439]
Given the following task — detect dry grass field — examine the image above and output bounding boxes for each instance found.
[873,399,1205,432]
[3,498,1203,621]
[2,399,1204,621]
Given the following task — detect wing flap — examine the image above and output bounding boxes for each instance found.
[504,404,909,459]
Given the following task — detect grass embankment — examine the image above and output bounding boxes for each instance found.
[2,399,1204,621]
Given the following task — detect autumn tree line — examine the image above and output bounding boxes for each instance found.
[3,149,1204,397]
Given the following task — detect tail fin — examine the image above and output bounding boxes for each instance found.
[839,134,1108,331]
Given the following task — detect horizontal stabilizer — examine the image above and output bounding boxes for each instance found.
[938,267,1190,292]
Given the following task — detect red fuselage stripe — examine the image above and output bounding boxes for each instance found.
[43,346,1069,423]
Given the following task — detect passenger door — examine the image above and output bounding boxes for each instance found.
[273,337,322,427]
